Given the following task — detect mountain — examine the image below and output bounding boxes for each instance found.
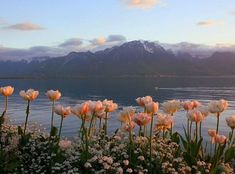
[0,40,235,78]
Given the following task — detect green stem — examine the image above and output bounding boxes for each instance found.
[50,101,55,136]
[189,121,192,141]
[195,122,198,142]
[129,129,133,163]
[229,128,234,147]
[80,117,85,138]
[170,113,173,136]
[58,115,64,139]
[149,114,154,168]
[99,117,102,130]
[5,96,8,114]
[163,129,165,139]
[104,112,108,135]
[144,125,146,137]
[199,122,202,138]
[88,113,95,137]
[23,100,30,135]
[84,128,89,161]
[216,113,220,134]
[187,118,190,137]
[139,126,142,136]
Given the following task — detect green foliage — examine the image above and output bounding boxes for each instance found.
[224,146,235,163]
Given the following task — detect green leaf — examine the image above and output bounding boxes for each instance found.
[171,132,180,143]
[0,115,5,125]
[17,126,23,135]
[50,126,58,137]
[225,146,235,163]
[183,152,197,166]
[179,135,188,150]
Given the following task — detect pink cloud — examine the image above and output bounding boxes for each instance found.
[197,20,223,27]
[124,0,161,9]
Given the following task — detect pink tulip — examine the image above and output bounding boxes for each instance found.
[133,113,151,126]
[187,110,204,123]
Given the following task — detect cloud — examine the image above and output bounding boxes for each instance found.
[90,37,107,45]
[123,0,161,9]
[0,35,126,61]
[197,20,223,27]
[59,38,83,47]
[90,35,126,46]
[107,35,126,42]
[4,22,44,31]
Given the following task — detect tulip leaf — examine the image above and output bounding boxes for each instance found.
[183,152,197,166]
[171,132,180,144]
[17,126,23,135]
[50,126,58,137]
[225,146,235,163]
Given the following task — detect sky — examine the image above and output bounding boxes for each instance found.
[0,0,235,60]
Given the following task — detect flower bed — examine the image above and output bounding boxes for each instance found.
[0,86,235,173]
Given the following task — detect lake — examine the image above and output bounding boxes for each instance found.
[1,77,235,139]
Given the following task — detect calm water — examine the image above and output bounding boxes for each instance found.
[1,77,235,139]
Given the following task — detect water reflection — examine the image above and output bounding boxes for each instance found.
[0,77,235,139]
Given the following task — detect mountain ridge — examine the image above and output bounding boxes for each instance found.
[0,40,235,78]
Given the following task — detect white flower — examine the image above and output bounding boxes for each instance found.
[84,162,92,168]
[123,160,129,166]
[117,167,123,174]
[59,139,72,150]
[137,156,145,161]
[126,168,133,173]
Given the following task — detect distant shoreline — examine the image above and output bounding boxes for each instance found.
[1,75,235,80]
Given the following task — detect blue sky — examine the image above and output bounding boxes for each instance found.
[0,0,235,60]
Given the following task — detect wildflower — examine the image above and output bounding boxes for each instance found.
[126,168,133,173]
[117,167,123,174]
[46,90,61,101]
[59,139,72,150]
[137,156,145,161]
[161,100,181,115]
[84,162,92,168]
[123,160,129,166]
